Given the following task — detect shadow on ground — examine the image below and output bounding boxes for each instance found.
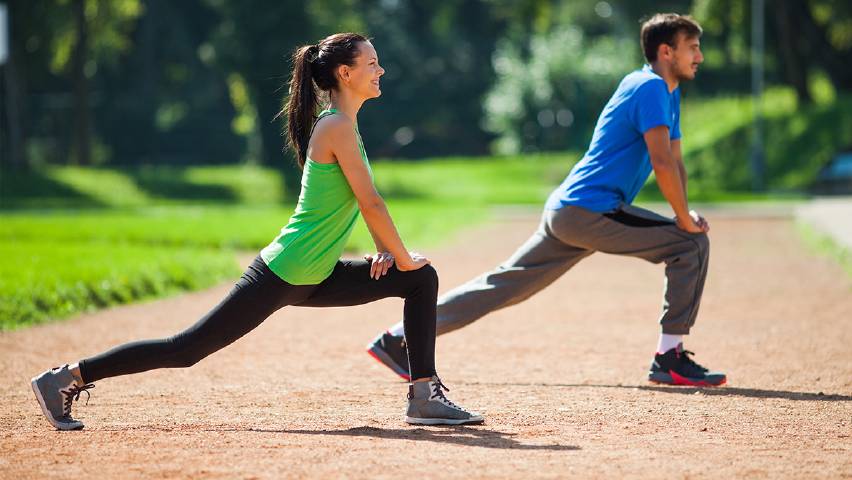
[471,383,852,402]
[227,426,579,450]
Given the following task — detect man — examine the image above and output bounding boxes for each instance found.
[368,14,725,386]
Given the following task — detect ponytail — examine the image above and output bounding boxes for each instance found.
[285,45,320,169]
[279,33,369,169]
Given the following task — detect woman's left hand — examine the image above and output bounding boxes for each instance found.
[364,252,395,280]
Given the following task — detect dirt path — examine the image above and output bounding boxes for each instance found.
[1,213,850,479]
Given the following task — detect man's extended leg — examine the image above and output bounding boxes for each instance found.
[434,218,592,336]
[368,210,592,378]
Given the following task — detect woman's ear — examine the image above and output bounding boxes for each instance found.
[337,64,351,83]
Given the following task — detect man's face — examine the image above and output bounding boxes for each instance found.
[669,32,703,81]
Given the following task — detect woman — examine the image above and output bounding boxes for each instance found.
[31,33,483,430]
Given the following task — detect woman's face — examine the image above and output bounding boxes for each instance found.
[340,41,385,98]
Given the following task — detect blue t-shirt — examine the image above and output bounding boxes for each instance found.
[545,65,681,212]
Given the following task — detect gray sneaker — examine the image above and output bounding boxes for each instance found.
[405,376,484,425]
[31,365,95,430]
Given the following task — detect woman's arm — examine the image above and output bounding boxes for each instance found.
[364,224,396,280]
[310,115,429,272]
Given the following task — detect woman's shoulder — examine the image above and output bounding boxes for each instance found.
[313,111,354,135]
[308,111,359,161]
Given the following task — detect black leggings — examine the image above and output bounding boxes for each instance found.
[78,255,438,383]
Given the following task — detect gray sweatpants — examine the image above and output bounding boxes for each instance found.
[436,203,709,336]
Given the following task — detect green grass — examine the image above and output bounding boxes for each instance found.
[679,89,852,194]
[0,157,574,330]
[4,87,850,331]
[0,164,286,209]
[0,240,240,330]
[796,221,852,281]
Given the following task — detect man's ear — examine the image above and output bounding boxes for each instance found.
[658,43,673,61]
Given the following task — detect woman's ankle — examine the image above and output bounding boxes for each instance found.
[69,363,85,387]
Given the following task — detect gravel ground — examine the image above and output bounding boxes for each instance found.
[1,212,850,479]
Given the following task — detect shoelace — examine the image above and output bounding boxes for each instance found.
[62,383,95,417]
[677,350,709,377]
[429,378,465,410]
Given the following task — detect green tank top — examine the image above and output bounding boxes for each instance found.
[261,109,373,285]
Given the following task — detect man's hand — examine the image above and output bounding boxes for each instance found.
[674,210,710,233]
[364,252,395,280]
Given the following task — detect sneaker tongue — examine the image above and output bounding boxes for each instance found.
[676,342,685,353]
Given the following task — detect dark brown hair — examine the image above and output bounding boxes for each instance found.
[282,33,369,168]
[640,14,702,63]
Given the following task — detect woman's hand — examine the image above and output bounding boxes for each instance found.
[364,252,395,280]
[395,252,431,272]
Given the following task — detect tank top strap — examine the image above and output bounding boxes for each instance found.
[311,108,339,136]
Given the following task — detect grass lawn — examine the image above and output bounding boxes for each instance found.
[0,155,574,330]
[5,84,847,329]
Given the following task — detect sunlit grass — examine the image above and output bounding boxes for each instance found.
[0,239,240,330]
[0,157,573,330]
[1,146,826,330]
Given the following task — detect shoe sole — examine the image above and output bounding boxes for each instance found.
[30,378,84,431]
[405,415,485,426]
[648,371,727,386]
[366,346,410,381]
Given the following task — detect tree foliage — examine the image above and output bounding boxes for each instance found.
[3,0,851,177]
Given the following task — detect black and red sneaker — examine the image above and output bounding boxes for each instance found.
[648,344,726,386]
[366,331,410,381]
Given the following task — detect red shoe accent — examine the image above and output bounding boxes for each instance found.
[669,371,725,386]
[366,350,410,381]
[670,371,697,385]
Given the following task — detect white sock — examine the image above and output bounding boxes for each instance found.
[387,321,405,337]
[657,333,683,353]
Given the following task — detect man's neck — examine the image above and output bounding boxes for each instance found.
[650,61,678,93]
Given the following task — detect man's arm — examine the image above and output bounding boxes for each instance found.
[645,126,704,233]
[670,138,709,232]
[671,138,688,198]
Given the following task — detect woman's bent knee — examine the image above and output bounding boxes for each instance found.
[401,264,439,295]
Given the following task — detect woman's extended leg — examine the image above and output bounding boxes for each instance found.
[78,256,315,383]
[32,256,314,430]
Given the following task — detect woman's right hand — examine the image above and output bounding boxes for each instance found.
[396,252,431,271]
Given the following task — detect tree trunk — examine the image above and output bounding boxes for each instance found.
[789,0,852,94]
[135,0,161,164]
[71,0,91,165]
[771,0,812,103]
[138,0,160,100]
[3,48,26,170]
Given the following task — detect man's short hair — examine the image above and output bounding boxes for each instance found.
[640,14,703,63]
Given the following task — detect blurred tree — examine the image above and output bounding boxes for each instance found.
[104,0,243,167]
[5,0,850,177]
[354,0,503,159]
[481,0,692,155]
[693,0,852,103]
[70,0,91,165]
[201,0,364,197]
[3,0,143,169]
[771,0,852,100]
